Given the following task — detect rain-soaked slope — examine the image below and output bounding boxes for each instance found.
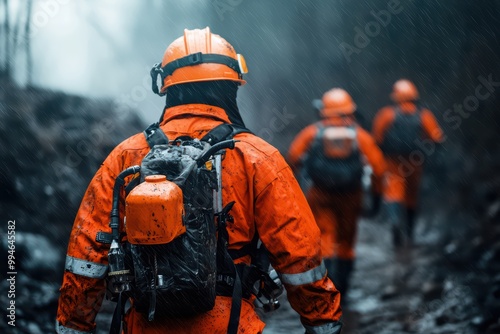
[261,217,481,334]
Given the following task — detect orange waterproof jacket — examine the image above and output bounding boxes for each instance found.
[56,104,342,334]
[372,102,444,148]
[288,117,386,192]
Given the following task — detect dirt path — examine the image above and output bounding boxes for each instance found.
[262,217,479,334]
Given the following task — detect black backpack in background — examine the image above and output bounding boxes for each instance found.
[380,107,423,156]
[304,124,364,192]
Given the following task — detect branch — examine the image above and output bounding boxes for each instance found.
[3,0,10,77]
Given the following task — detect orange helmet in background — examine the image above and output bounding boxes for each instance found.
[390,79,419,102]
[320,88,356,118]
[150,27,248,95]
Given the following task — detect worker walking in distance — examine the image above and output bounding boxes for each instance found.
[372,79,444,247]
[55,27,343,334]
[288,88,386,298]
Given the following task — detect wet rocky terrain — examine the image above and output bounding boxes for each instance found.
[264,213,500,334]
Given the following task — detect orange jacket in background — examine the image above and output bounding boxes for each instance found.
[287,117,386,259]
[372,102,443,207]
[56,104,342,334]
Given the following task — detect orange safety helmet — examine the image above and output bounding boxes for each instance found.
[320,88,356,117]
[150,27,248,96]
[390,79,419,102]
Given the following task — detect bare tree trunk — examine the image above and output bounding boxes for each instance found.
[3,0,10,78]
[10,0,23,71]
[25,0,33,86]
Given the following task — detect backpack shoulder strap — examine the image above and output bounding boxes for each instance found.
[393,105,422,117]
[348,125,360,151]
[201,123,252,145]
[415,106,424,118]
[306,123,326,156]
[143,122,169,148]
[314,122,326,140]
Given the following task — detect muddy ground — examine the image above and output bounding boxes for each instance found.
[261,216,486,334]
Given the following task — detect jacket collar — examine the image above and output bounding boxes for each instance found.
[160,104,231,126]
[321,116,356,126]
[397,102,418,113]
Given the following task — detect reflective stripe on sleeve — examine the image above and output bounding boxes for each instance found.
[303,321,342,334]
[278,260,326,286]
[56,321,96,334]
[65,255,107,279]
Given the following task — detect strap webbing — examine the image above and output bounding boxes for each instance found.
[201,123,251,144]
[216,202,242,334]
[161,53,243,77]
[143,122,169,148]
[109,292,127,334]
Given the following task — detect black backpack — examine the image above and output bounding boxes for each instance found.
[380,107,423,156]
[97,123,281,334]
[304,124,364,191]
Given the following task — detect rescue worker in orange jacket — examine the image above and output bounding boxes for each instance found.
[372,79,444,247]
[287,88,386,297]
[56,28,342,334]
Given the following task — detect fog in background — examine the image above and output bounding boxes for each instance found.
[7,0,500,155]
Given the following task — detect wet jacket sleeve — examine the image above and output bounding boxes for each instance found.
[56,155,121,333]
[287,124,318,171]
[253,151,342,332]
[357,127,387,194]
[372,107,395,145]
[420,109,444,143]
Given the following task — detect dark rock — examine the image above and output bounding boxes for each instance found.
[0,81,145,334]
[421,281,444,301]
[486,319,500,334]
[380,285,398,300]
[435,313,452,326]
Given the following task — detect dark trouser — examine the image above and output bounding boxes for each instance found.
[325,257,354,298]
[386,202,416,247]
[406,207,416,241]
